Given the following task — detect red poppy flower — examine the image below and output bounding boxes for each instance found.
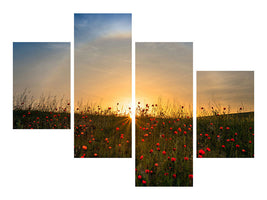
[138,175,142,179]
[82,145,87,150]
[140,155,144,160]
[162,151,166,155]
[199,149,205,155]
[171,157,176,162]
[206,147,211,152]
[172,174,177,178]
[184,157,189,161]
[189,174,193,179]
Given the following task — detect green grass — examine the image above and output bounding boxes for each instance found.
[197,112,254,158]
[135,116,193,186]
[74,113,131,158]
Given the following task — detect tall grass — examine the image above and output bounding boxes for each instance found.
[13,89,70,129]
[197,105,254,158]
[136,102,193,186]
[74,103,132,158]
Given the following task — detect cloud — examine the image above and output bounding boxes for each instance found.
[197,71,254,112]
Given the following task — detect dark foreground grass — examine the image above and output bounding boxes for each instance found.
[197,112,254,158]
[136,116,193,186]
[74,113,131,158]
[13,110,70,129]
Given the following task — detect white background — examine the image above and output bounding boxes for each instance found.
[1,0,267,199]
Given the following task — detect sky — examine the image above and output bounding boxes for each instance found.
[13,42,70,102]
[136,42,193,111]
[197,71,254,114]
[74,14,132,110]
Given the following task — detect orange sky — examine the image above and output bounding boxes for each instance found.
[197,71,254,115]
[74,14,131,112]
[136,42,193,114]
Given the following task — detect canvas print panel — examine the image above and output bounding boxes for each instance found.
[13,42,70,129]
[197,71,254,158]
[74,14,132,158]
[135,42,193,186]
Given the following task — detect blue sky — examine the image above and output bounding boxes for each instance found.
[74,14,131,47]
[13,42,70,100]
[74,14,132,109]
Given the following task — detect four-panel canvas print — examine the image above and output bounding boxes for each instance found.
[12,13,255,186]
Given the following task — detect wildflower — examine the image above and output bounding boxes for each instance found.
[189,174,193,179]
[171,157,176,162]
[222,145,225,148]
[140,155,144,160]
[206,147,211,152]
[162,151,166,155]
[82,145,87,150]
[149,149,153,153]
[172,174,177,178]
[138,175,142,179]
[184,157,189,161]
[199,149,205,155]
[155,163,159,167]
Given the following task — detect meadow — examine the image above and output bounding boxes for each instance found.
[74,105,132,158]
[13,90,70,129]
[135,103,193,186]
[197,107,254,158]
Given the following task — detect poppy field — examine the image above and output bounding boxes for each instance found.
[197,107,254,158]
[74,105,132,158]
[13,92,70,129]
[135,104,193,186]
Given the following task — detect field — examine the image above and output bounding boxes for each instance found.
[74,108,132,158]
[13,110,70,129]
[13,91,70,129]
[135,104,193,186]
[197,110,254,158]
